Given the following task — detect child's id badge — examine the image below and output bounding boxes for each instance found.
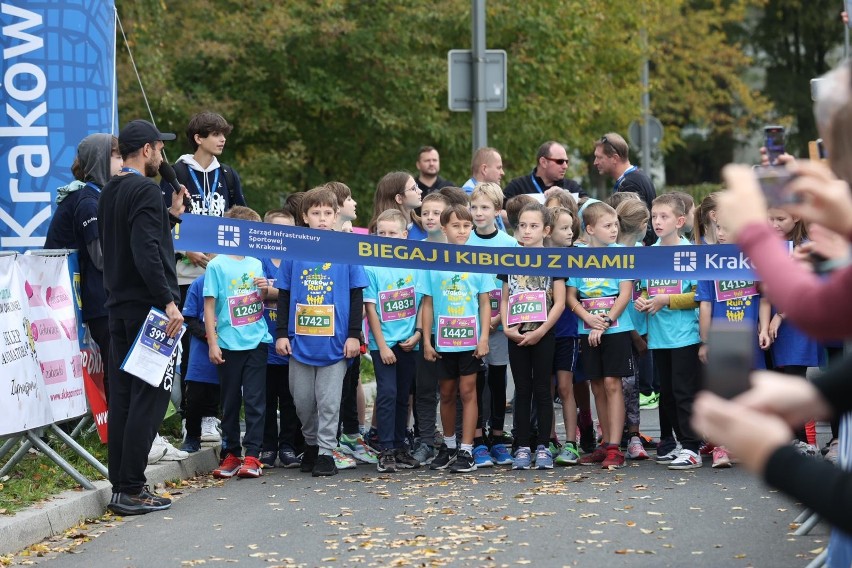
[489,289,502,319]
[295,303,335,336]
[436,315,477,348]
[581,296,619,331]
[228,291,264,327]
[379,286,416,322]
[715,280,759,302]
[507,290,548,326]
[647,279,681,296]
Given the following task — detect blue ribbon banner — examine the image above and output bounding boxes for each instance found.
[0,1,118,250]
[175,214,758,280]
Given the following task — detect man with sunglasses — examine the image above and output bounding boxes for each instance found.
[503,141,584,207]
[593,132,656,245]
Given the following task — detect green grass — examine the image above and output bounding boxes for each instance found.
[359,354,375,384]
[0,428,108,515]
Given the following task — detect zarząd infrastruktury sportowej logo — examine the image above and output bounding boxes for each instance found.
[673,250,697,272]
[217,224,241,248]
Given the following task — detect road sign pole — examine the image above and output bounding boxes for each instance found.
[472,0,487,152]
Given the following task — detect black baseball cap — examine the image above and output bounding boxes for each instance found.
[118,119,176,155]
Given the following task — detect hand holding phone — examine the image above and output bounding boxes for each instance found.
[764,125,785,165]
[753,165,802,208]
[704,323,753,399]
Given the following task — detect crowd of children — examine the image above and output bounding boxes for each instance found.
[180,170,834,479]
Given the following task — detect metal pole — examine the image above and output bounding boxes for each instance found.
[641,28,651,172]
[472,0,487,152]
[51,423,108,478]
[25,430,95,490]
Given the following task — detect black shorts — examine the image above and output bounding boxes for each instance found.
[553,336,579,373]
[438,350,483,379]
[580,332,634,380]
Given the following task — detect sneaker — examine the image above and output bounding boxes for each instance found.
[412,443,435,465]
[339,433,379,464]
[158,435,189,461]
[668,449,702,470]
[639,392,659,410]
[333,449,358,470]
[147,436,168,465]
[300,445,319,473]
[405,429,416,451]
[490,443,513,466]
[579,425,596,454]
[312,454,338,477]
[656,437,678,458]
[699,442,716,456]
[200,416,222,443]
[555,442,580,466]
[711,446,732,468]
[512,447,532,470]
[473,444,494,468]
[535,445,554,470]
[365,428,380,452]
[430,444,457,470]
[377,449,397,473]
[180,436,201,453]
[450,449,477,473]
[825,439,840,464]
[394,448,421,469]
[656,445,682,463]
[626,436,650,460]
[602,446,625,469]
[213,453,243,478]
[548,439,562,458]
[107,487,171,515]
[278,445,301,468]
[259,451,277,468]
[238,456,263,478]
[792,439,818,457]
[579,445,607,466]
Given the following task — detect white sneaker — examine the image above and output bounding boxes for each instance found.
[626,436,650,460]
[201,416,222,443]
[667,449,702,470]
[147,435,168,464]
[156,434,189,461]
[332,448,358,470]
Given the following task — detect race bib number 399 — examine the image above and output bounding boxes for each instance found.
[140,313,179,356]
[295,304,335,336]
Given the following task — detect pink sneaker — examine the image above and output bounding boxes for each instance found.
[626,436,650,460]
[711,446,732,468]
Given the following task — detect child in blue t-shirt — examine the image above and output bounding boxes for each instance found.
[419,204,493,474]
[257,209,303,469]
[365,210,424,473]
[567,202,634,470]
[468,182,519,467]
[179,274,221,453]
[275,187,368,478]
[635,194,702,470]
[204,206,273,480]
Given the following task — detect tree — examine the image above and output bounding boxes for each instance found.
[115,0,773,213]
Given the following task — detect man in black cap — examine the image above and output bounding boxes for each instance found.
[98,119,187,515]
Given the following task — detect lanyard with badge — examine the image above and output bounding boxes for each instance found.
[188,168,219,212]
[613,165,638,192]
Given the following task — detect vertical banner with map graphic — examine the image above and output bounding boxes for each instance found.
[0,254,52,435]
[0,0,118,251]
[17,254,87,422]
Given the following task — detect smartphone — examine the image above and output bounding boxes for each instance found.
[704,323,753,399]
[810,78,825,101]
[753,165,801,208]
[764,125,786,164]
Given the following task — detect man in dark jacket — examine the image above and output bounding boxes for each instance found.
[98,119,186,515]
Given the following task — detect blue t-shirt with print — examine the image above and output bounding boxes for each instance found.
[567,244,633,336]
[261,258,288,366]
[277,260,368,367]
[645,239,699,349]
[204,256,273,351]
[182,275,218,384]
[407,223,428,241]
[467,228,519,329]
[695,279,765,370]
[417,270,494,353]
[364,266,421,351]
[771,312,825,368]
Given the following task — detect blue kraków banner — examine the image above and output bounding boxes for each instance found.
[174,214,759,280]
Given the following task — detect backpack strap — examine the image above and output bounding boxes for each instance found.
[220,164,237,208]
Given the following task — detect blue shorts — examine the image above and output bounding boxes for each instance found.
[553,336,579,373]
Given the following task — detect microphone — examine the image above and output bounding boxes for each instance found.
[159,161,192,212]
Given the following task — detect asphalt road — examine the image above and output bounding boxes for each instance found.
[12,406,829,568]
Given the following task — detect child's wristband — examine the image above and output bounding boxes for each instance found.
[414,327,423,335]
